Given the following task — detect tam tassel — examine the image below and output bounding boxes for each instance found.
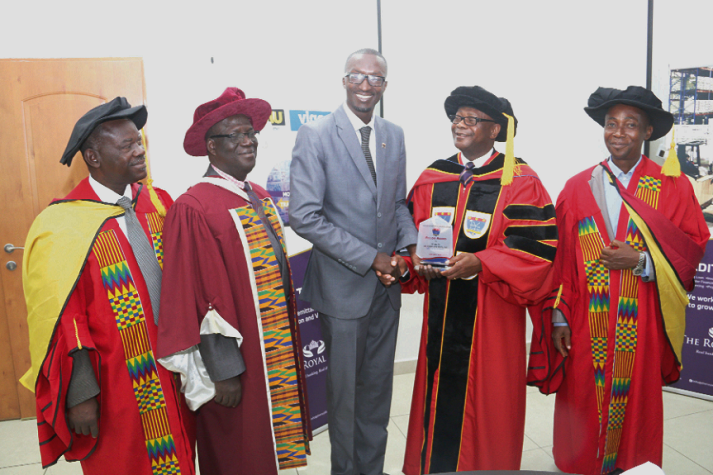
[141,131,167,217]
[501,113,517,186]
[661,127,681,177]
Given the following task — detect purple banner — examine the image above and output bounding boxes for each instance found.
[671,240,713,397]
[290,249,329,431]
[266,160,291,226]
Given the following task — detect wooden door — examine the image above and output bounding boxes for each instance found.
[0,58,147,420]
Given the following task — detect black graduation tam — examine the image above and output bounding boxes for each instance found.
[584,86,673,141]
[60,97,147,166]
[444,85,517,142]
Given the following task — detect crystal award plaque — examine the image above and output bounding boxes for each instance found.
[416,216,453,267]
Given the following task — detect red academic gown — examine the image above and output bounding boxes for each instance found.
[32,178,195,474]
[402,153,557,474]
[157,179,310,475]
[528,157,709,475]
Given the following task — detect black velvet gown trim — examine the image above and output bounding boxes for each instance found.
[421,171,502,473]
[504,224,558,241]
[503,203,555,221]
[504,235,557,261]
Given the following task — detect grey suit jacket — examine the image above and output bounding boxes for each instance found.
[289,106,417,318]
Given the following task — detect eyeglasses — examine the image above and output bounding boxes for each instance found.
[209,130,259,143]
[449,114,497,126]
[344,73,386,87]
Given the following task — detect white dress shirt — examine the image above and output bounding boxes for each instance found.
[89,175,132,236]
[343,103,377,178]
[604,156,654,279]
[459,148,496,167]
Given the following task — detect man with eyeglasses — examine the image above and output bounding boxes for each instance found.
[290,48,418,475]
[400,86,557,473]
[157,87,311,475]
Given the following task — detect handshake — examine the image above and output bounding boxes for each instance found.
[371,244,416,287]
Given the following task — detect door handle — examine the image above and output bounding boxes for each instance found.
[4,244,24,254]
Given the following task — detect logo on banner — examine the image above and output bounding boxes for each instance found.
[289,110,330,131]
[303,339,326,358]
[463,210,491,239]
[709,327,713,339]
[269,109,285,126]
[431,206,454,225]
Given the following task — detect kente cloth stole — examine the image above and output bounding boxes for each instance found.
[600,175,660,474]
[232,199,308,470]
[93,222,182,475]
[577,217,610,431]
[146,212,165,269]
[578,175,661,475]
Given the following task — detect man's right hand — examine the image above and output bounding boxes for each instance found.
[67,397,99,438]
[214,375,242,407]
[372,252,397,286]
[552,325,572,358]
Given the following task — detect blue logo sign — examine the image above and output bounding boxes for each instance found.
[290,110,330,131]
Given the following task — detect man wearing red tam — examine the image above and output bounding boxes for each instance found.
[528,86,710,474]
[157,88,311,475]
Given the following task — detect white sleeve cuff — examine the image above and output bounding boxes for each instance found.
[641,251,656,282]
[158,308,243,411]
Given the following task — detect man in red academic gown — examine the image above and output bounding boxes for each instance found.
[156,88,311,475]
[401,86,557,474]
[528,86,710,475]
[22,98,195,474]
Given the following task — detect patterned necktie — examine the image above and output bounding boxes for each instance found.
[460,160,475,186]
[359,126,377,186]
[117,196,162,324]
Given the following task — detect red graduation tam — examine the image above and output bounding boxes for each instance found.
[183,87,272,156]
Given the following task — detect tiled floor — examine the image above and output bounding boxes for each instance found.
[1,373,712,474]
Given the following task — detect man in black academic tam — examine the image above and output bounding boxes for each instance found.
[444,85,518,142]
[401,84,557,472]
[530,85,709,475]
[584,85,674,142]
[60,96,147,166]
[21,98,194,473]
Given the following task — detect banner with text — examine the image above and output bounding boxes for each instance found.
[289,250,329,431]
[671,240,713,398]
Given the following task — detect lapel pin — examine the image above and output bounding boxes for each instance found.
[382,143,386,148]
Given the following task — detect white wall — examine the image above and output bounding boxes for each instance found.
[383,0,649,199]
[3,0,682,365]
[1,1,377,198]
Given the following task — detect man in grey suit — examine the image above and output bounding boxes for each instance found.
[290,48,418,475]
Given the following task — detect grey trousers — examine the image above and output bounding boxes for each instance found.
[319,284,400,475]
